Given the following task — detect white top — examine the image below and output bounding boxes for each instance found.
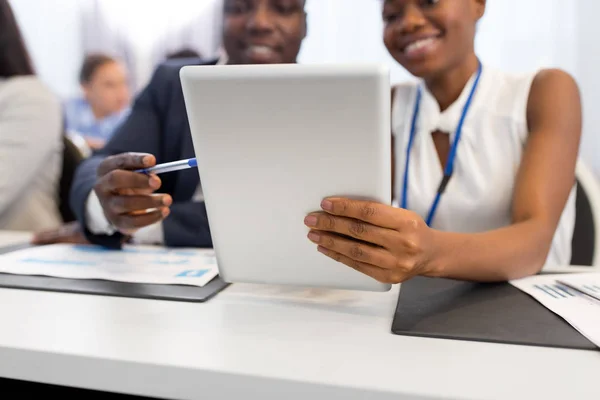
[0,76,63,231]
[392,66,576,268]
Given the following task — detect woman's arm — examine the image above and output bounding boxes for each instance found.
[430,69,581,281]
[304,69,582,283]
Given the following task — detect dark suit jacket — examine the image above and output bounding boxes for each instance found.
[70,58,218,248]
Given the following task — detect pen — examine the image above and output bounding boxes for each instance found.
[135,158,197,175]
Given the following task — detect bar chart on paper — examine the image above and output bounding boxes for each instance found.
[511,274,600,348]
[0,244,219,287]
[556,273,600,302]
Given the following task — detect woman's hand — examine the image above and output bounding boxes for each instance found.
[304,198,440,284]
[31,221,90,245]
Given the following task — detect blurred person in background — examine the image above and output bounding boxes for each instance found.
[0,0,63,231]
[64,54,131,151]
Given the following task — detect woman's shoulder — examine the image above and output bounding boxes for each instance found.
[391,79,419,115]
[477,65,533,95]
[527,68,579,100]
[0,75,60,109]
[475,66,540,119]
[0,76,62,141]
[478,66,579,140]
[391,79,419,99]
[525,68,581,130]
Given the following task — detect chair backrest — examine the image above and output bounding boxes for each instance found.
[570,161,600,266]
[58,135,84,223]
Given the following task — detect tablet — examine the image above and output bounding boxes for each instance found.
[180,63,391,292]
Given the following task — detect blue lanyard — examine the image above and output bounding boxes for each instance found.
[401,62,483,226]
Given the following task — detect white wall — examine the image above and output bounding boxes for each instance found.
[475,0,577,75]
[299,0,411,84]
[11,0,221,96]
[576,0,600,177]
[10,0,83,98]
[81,0,223,92]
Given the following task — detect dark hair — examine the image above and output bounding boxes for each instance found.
[167,48,201,60]
[0,0,35,77]
[79,53,117,84]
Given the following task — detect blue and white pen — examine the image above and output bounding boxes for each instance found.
[135,158,197,175]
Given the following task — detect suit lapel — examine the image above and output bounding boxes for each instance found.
[173,123,200,200]
[171,58,219,201]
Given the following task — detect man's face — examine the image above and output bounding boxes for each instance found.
[83,61,130,117]
[222,0,306,64]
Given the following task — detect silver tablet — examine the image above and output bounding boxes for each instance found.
[181,63,391,291]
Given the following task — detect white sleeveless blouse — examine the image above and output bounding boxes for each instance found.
[392,66,576,268]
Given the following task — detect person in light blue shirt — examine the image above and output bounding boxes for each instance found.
[64,54,131,151]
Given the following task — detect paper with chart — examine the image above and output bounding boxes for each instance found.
[0,244,218,287]
[556,273,600,302]
[510,273,600,348]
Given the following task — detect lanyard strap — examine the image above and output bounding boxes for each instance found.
[401,62,483,226]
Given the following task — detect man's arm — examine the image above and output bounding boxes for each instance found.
[70,66,166,248]
[70,63,213,249]
[70,156,120,247]
[163,202,212,248]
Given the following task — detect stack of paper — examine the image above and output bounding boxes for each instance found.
[510,273,600,348]
[0,243,219,287]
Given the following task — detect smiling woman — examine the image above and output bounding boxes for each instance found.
[306,0,583,284]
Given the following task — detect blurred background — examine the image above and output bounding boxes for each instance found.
[10,0,599,175]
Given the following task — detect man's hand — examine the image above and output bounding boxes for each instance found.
[95,153,172,235]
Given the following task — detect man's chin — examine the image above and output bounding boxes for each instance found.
[243,50,282,64]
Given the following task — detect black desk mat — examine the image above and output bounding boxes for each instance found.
[392,276,596,350]
[0,243,229,302]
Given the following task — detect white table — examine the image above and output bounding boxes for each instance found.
[0,233,598,400]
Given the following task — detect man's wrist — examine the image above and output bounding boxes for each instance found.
[85,190,117,236]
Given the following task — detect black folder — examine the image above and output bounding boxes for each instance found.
[391,276,597,350]
[0,243,229,303]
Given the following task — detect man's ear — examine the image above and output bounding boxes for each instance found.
[474,0,486,20]
[81,83,91,99]
[302,11,308,39]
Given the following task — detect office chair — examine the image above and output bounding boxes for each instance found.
[570,160,600,266]
[58,135,84,223]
